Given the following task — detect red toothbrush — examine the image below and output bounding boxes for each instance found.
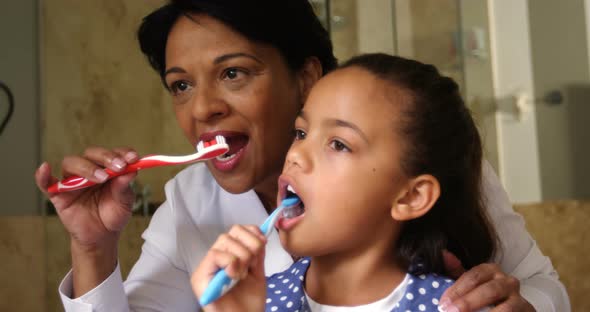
[47,135,229,193]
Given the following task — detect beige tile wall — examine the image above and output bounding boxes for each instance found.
[0,216,150,312]
[515,201,590,311]
[42,0,184,203]
[46,217,151,312]
[0,217,45,312]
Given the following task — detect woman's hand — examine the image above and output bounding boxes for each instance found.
[440,250,535,312]
[35,146,138,296]
[192,225,268,312]
[35,146,139,246]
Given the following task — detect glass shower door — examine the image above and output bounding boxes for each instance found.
[312,0,498,170]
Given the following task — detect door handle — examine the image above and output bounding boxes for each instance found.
[537,90,563,106]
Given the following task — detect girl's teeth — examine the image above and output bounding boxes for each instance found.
[287,185,297,194]
[282,204,304,218]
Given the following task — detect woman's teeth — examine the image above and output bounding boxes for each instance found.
[216,152,237,162]
[287,185,297,195]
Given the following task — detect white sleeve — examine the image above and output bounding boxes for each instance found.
[58,184,199,311]
[59,262,127,312]
[482,161,571,312]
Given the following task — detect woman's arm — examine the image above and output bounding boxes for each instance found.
[59,178,201,311]
[35,148,138,306]
[440,161,570,312]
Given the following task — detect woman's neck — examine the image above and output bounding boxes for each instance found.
[254,172,280,213]
[305,245,406,306]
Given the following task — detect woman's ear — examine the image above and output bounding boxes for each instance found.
[391,175,440,221]
[297,56,322,100]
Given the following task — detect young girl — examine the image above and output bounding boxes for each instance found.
[191,53,498,312]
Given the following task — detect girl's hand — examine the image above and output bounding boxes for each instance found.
[34,146,139,249]
[192,225,268,312]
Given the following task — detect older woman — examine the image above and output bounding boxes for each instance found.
[35,0,569,311]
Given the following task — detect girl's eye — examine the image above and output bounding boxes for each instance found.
[294,129,306,140]
[329,139,350,152]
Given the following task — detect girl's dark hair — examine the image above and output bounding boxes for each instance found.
[137,0,337,84]
[341,53,498,275]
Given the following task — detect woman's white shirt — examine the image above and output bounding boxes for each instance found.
[58,162,570,312]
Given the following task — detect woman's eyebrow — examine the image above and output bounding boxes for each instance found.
[163,52,263,78]
[214,52,263,65]
[164,67,186,77]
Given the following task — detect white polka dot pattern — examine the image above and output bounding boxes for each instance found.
[265,257,454,312]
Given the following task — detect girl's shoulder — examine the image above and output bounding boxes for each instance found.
[392,272,454,312]
[267,257,310,280]
[265,258,310,312]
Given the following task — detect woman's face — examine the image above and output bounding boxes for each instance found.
[164,14,305,199]
[276,67,410,257]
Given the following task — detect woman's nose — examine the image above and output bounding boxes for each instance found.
[191,87,230,122]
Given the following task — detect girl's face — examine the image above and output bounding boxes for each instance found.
[165,14,305,200]
[277,67,410,257]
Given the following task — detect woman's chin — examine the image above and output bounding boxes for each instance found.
[207,165,254,194]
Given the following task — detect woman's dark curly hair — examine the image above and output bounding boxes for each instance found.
[137,0,337,86]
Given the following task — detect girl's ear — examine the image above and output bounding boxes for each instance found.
[297,56,323,100]
[391,175,440,221]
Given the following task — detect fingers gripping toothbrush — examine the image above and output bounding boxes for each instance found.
[47,135,229,193]
[198,195,302,307]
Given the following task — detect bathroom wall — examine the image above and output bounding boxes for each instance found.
[528,0,590,200]
[406,0,463,88]
[0,215,149,312]
[42,0,183,204]
[0,0,40,215]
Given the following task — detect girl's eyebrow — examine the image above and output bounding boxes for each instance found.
[325,118,369,143]
[300,110,369,143]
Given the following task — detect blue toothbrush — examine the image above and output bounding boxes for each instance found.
[199,196,301,307]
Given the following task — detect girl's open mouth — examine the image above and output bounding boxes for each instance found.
[277,184,305,230]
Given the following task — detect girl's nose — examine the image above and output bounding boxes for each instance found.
[191,87,230,122]
[285,140,312,173]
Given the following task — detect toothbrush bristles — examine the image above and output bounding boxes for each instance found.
[215,135,226,145]
[197,141,204,152]
[282,205,304,219]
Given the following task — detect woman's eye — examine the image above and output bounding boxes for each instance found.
[170,81,190,94]
[226,68,238,79]
[329,140,350,152]
[222,67,246,80]
[294,129,306,140]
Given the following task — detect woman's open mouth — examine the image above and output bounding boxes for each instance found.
[209,133,249,172]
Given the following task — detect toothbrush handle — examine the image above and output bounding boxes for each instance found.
[199,269,237,307]
[199,208,282,306]
[198,198,300,306]
[47,157,164,193]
